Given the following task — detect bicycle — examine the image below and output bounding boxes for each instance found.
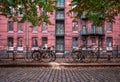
[78,46,99,62]
[32,46,56,62]
[64,46,99,63]
[64,48,81,63]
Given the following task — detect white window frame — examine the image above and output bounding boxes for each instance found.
[42,22,48,33]
[106,37,112,51]
[72,37,78,49]
[91,37,96,44]
[18,23,23,33]
[32,37,38,47]
[72,22,78,33]
[8,37,14,51]
[106,22,112,33]
[8,21,14,33]
[56,23,64,35]
[18,5,23,17]
[32,26,38,33]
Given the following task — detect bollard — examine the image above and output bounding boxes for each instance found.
[108,54,111,61]
[13,52,15,61]
[13,50,17,61]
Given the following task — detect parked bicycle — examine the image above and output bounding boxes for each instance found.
[64,46,99,63]
[64,48,81,63]
[32,46,56,62]
[80,46,99,62]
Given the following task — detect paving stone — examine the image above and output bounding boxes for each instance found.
[0,67,120,82]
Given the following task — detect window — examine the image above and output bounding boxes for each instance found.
[81,11,87,19]
[91,24,96,33]
[91,37,96,44]
[72,12,78,17]
[107,22,112,32]
[18,23,23,33]
[56,0,64,8]
[32,38,38,47]
[81,25,87,34]
[42,37,48,47]
[56,23,64,35]
[56,11,64,19]
[57,0,64,3]
[106,37,112,50]
[106,37,112,47]
[9,7,14,15]
[56,38,64,51]
[18,5,23,17]
[82,38,87,48]
[72,22,78,32]
[73,37,78,48]
[17,37,22,47]
[8,37,14,47]
[8,21,14,32]
[42,22,47,32]
[97,26,103,34]
[32,26,38,33]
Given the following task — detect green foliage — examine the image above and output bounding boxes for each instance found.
[1,0,120,27]
[69,0,120,26]
[0,0,57,26]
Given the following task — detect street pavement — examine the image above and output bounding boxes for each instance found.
[0,67,120,82]
[0,51,120,67]
[0,58,120,82]
[0,58,120,67]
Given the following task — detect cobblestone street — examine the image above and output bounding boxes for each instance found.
[0,67,120,82]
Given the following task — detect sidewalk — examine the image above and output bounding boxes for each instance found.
[0,58,120,67]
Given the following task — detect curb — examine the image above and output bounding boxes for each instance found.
[0,63,120,68]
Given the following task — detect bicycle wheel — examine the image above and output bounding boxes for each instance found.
[72,51,81,62]
[51,51,56,61]
[77,52,85,62]
[87,51,98,62]
[64,51,74,63]
[24,51,33,62]
[32,51,40,61]
[41,51,52,63]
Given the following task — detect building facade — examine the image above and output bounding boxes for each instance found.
[0,0,120,54]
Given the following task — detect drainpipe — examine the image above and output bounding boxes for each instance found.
[98,36,100,61]
[26,21,29,53]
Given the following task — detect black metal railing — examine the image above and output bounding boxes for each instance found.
[89,30,105,35]
[80,30,89,36]
[56,3,64,8]
[56,31,64,36]
[80,30,105,36]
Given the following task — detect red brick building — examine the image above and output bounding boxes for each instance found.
[0,0,120,55]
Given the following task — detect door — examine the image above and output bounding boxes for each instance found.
[56,37,64,52]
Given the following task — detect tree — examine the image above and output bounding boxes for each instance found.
[0,0,120,26]
[0,0,57,26]
[69,0,120,26]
